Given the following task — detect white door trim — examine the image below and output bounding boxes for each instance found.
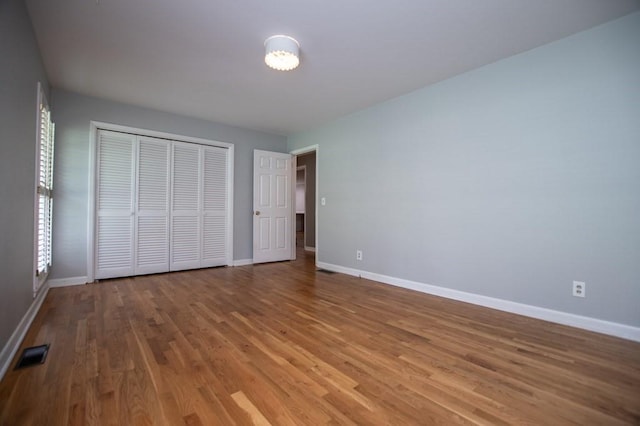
[290,144,319,267]
[88,121,234,282]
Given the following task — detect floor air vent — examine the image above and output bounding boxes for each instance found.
[317,269,336,274]
[15,344,50,370]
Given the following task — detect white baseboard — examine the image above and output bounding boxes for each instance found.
[316,262,640,343]
[232,259,253,267]
[304,246,316,252]
[0,282,50,381]
[48,276,88,287]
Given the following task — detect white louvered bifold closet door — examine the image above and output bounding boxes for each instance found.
[135,136,170,275]
[170,142,202,271]
[201,146,228,267]
[96,131,136,279]
[96,130,230,279]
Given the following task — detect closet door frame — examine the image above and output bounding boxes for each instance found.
[88,121,234,282]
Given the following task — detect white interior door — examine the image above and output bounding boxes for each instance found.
[94,127,232,280]
[135,136,170,275]
[201,145,228,267]
[170,142,202,271]
[95,130,136,279]
[253,150,293,264]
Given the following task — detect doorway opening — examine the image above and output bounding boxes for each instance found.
[292,147,317,265]
[295,165,307,249]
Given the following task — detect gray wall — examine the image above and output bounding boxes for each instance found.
[50,89,287,279]
[288,12,640,327]
[297,152,316,248]
[0,0,50,349]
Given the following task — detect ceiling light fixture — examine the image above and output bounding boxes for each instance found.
[264,35,300,71]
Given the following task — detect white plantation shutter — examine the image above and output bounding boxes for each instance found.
[34,83,55,292]
[170,142,202,271]
[95,131,135,279]
[202,146,228,267]
[135,137,170,274]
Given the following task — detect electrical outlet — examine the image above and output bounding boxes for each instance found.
[572,281,586,298]
[356,250,363,261]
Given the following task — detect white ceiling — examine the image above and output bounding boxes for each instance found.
[26,0,640,136]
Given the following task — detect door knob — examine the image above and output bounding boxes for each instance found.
[255,211,260,216]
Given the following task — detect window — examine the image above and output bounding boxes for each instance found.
[34,82,55,293]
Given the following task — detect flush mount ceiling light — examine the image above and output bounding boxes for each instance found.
[264,35,300,71]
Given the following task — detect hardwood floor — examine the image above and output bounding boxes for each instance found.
[1,246,639,425]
